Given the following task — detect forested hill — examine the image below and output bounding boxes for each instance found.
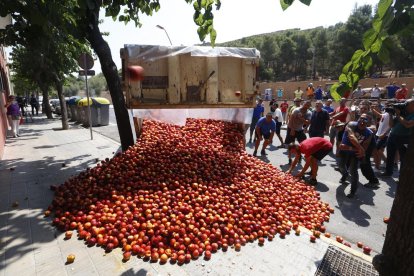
[217,4,414,82]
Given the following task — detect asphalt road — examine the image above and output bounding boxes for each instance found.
[89,107,395,254]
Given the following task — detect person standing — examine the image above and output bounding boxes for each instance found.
[271,103,284,147]
[351,84,365,99]
[372,105,391,172]
[280,100,289,125]
[248,99,264,143]
[306,83,315,100]
[309,100,330,138]
[277,88,283,99]
[338,113,373,198]
[386,82,399,99]
[286,137,333,186]
[253,113,276,156]
[30,94,39,116]
[294,86,304,100]
[5,95,22,138]
[395,84,408,100]
[322,99,334,114]
[329,98,350,155]
[314,85,323,100]
[371,84,382,99]
[381,99,414,177]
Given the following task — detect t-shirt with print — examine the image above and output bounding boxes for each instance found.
[341,122,373,153]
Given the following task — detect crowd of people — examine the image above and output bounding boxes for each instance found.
[249,84,414,198]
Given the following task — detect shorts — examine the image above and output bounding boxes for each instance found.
[329,126,337,141]
[311,148,331,161]
[275,122,282,134]
[376,136,388,149]
[256,131,271,140]
[285,128,306,144]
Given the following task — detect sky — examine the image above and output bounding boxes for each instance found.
[96,0,379,73]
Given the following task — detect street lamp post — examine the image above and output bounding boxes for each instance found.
[156,25,173,46]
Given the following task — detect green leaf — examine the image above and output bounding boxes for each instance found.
[280,0,294,11]
[377,0,393,19]
[197,26,207,41]
[370,38,382,53]
[342,61,352,74]
[209,28,217,46]
[363,29,378,50]
[330,82,345,101]
[362,56,373,71]
[351,50,364,62]
[299,0,311,5]
[338,74,348,83]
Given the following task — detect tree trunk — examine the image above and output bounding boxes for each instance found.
[56,81,69,130]
[85,11,134,152]
[40,86,53,119]
[373,133,414,275]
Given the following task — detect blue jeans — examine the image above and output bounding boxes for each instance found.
[385,134,409,175]
[339,151,360,194]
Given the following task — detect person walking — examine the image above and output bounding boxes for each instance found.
[30,94,39,116]
[338,114,373,198]
[248,98,264,143]
[253,113,276,156]
[286,137,333,186]
[5,95,22,138]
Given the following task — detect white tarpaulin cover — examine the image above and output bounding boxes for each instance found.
[125,44,260,62]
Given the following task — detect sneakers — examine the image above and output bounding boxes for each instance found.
[307,178,318,186]
[260,150,267,156]
[253,151,257,157]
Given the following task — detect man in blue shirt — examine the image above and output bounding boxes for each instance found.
[338,113,373,198]
[253,113,276,156]
[248,98,264,143]
[314,85,323,100]
[386,81,399,99]
[322,99,334,114]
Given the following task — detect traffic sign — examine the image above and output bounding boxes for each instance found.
[79,70,95,76]
[77,53,94,70]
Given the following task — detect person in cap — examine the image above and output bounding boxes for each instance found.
[253,112,276,156]
[248,98,264,143]
[286,137,333,186]
[338,113,373,198]
[396,83,408,100]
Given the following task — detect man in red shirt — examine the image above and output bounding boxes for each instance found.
[395,83,408,100]
[329,98,350,154]
[286,137,333,186]
[280,100,289,124]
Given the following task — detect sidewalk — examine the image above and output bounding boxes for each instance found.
[0,117,377,276]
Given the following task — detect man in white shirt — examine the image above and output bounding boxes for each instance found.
[371,84,382,99]
[372,104,391,172]
[271,103,284,147]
